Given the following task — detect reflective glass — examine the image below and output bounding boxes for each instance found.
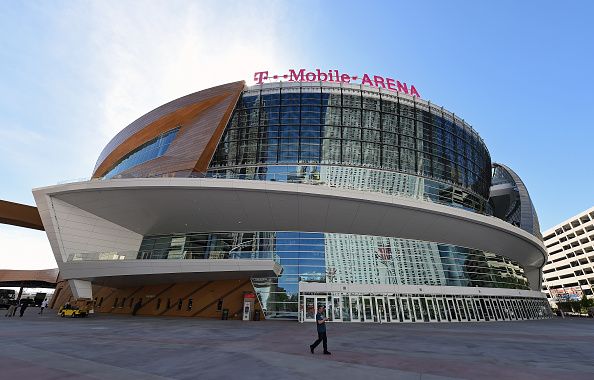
[136,231,531,320]
[209,85,492,214]
[104,128,179,179]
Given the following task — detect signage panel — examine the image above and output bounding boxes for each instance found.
[254,68,421,98]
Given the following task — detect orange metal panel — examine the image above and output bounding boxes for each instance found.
[0,200,44,231]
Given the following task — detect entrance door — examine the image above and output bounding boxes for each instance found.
[491,298,503,321]
[474,299,485,321]
[485,298,495,321]
[501,299,511,320]
[456,298,468,321]
[446,298,458,321]
[349,297,361,322]
[317,297,327,319]
[375,297,388,323]
[507,299,517,320]
[512,299,524,319]
[387,297,401,322]
[331,296,342,322]
[304,296,317,322]
[362,296,375,322]
[400,297,412,322]
[411,297,425,322]
[465,298,477,321]
[436,298,448,322]
[425,297,438,322]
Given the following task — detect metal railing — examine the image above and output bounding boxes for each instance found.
[66,249,280,263]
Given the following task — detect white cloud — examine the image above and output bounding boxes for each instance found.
[79,0,299,139]
[0,225,56,270]
[1,1,304,270]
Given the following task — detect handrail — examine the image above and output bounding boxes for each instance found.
[66,249,280,263]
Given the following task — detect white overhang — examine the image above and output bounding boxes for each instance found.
[60,259,282,288]
[34,178,547,290]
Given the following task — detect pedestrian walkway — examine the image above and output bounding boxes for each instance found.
[1,308,593,379]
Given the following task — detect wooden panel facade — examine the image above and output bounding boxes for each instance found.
[51,279,264,320]
[0,200,44,231]
[92,81,245,178]
[0,268,59,287]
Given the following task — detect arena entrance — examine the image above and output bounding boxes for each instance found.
[299,290,552,323]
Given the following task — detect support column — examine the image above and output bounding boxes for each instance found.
[16,283,24,301]
[68,279,93,299]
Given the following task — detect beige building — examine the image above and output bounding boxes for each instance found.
[541,207,594,306]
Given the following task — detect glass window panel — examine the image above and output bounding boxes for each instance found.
[322,106,341,125]
[343,127,361,140]
[342,108,361,127]
[362,110,380,130]
[342,141,361,164]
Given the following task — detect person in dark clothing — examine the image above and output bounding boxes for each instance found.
[309,305,331,355]
[19,301,28,317]
[132,299,142,316]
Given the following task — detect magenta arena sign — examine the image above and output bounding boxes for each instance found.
[254,69,421,98]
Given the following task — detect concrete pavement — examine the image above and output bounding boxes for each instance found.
[1,307,592,380]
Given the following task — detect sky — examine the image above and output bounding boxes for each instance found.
[0,0,592,269]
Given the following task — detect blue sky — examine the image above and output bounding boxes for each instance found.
[0,1,592,268]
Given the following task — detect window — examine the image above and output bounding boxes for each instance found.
[103,128,179,178]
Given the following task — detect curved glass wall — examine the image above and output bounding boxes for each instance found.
[138,231,530,319]
[490,163,542,239]
[208,165,487,213]
[209,84,492,213]
[103,128,179,179]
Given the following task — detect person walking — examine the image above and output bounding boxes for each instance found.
[5,302,15,317]
[19,301,28,317]
[309,305,331,355]
[39,299,48,315]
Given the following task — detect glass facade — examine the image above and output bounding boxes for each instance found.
[209,84,492,213]
[300,292,552,323]
[138,231,530,319]
[86,83,548,322]
[490,163,542,239]
[196,83,541,321]
[103,128,179,179]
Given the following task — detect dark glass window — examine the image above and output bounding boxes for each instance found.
[209,86,492,213]
[103,128,179,178]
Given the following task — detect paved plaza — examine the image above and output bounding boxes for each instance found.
[1,307,593,380]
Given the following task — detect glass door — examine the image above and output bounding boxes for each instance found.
[512,299,523,319]
[304,296,316,322]
[436,298,448,322]
[480,299,490,321]
[400,297,412,322]
[493,299,503,321]
[502,299,512,320]
[387,297,401,322]
[485,299,495,321]
[456,298,468,321]
[474,299,485,321]
[447,298,458,321]
[362,296,375,322]
[349,297,361,322]
[331,296,342,322]
[375,296,387,323]
[465,298,477,321]
[425,297,438,322]
[411,297,424,322]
